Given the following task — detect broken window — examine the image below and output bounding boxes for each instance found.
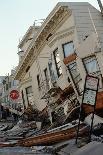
[83,56,102,89]
[26,86,34,105]
[53,48,62,77]
[62,41,74,58]
[67,61,82,95]
[48,61,57,83]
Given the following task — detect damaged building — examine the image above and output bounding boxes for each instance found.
[13,2,103,125]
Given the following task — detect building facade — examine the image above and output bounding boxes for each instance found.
[1,69,22,116]
[14,2,103,122]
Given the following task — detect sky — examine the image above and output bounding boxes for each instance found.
[0,0,101,75]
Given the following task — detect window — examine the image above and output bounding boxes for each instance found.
[12,80,18,86]
[44,68,48,81]
[26,86,34,105]
[83,56,102,89]
[44,68,50,90]
[21,90,26,109]
[63,41,74,58]
[67,61,82,94]
[53,48,62,77]
[37,74,40,89]
[6,84,8,90]
[3,85,6,92]
[26,86,32,94]
[83,56,100,74]
[9,82,11,88]
[48,62,57,83]
[26,66,30,73]
[0,79,2,84]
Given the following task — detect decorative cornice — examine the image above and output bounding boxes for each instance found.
[18,26,33,48]
[19,77,32,87]
[48,26,74,47]
[14,5,72,81]
[15,47,34,80]
[34,6,71,50]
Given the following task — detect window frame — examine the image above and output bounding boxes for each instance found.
[82,55,102,89]
[37,74,40,89]
[62,41,74,58]
[82,55,100,75]
[44,68,48,81]
[67,61,82,95]
[53,48,62,77]
[21,90,26,109]
[26,86,32,94]
[25,86,33,105]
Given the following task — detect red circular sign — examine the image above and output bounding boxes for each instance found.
[10,90,19,100]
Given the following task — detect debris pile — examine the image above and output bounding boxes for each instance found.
[0,108,103,155]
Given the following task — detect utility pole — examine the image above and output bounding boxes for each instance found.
[97,0,103,15]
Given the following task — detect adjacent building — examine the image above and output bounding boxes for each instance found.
[1,69,22,116]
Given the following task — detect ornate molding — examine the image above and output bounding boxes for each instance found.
[15,6,72,80]
[15,47,34,80]
[20,77,32,86]
[34,6,71,50]
[48,26,75,47]
[18,26,33,48]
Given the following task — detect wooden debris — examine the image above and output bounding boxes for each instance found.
[17,123,89,147]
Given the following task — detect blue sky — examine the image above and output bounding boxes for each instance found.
[0,0,100,75]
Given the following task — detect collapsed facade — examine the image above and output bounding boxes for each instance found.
[14,2,103,123]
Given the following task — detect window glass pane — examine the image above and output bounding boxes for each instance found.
[69,62,79,79]
[26,86,34,105]
[48,62,57,82]
[57,62,61,68]
[63,42,74,57]
[67,61,82,94]
[21,90,26,109]
[84,57,100,74]
[26,86,32,94]
[53,49,62,77]
[59,66,62,75]
[37,75,40,87]
[74,74,81,84]
[44,68,48,81]
[83,56,102,89]
[56,56,60,63]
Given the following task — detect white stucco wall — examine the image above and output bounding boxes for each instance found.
[17,2,103,112]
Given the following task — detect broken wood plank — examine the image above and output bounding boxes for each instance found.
[17,123,89,147]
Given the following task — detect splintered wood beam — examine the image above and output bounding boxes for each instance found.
[17,123,88,147]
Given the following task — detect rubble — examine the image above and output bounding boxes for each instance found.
[0,108,103,154]
[71,141,103,155]
[84,114,103,127]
